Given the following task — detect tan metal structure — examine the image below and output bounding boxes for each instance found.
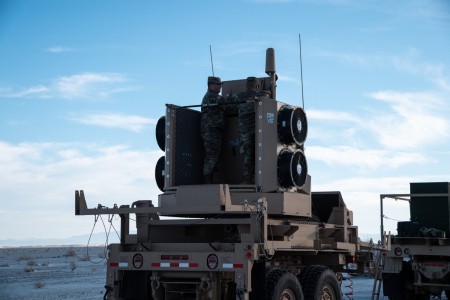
[75,48,365,300]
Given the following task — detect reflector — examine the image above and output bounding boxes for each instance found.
[132,254,143,269]
[207,254,218,270]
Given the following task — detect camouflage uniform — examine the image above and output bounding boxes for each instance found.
[201,77,226,178]
[236,77,259,181]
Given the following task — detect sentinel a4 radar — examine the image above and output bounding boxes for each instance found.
[154,48,310,217]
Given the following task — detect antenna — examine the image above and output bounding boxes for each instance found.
[299,34,305,109]
[265,48,276,100]
[209,45,215,77]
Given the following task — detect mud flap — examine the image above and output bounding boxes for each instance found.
[250,260,266,299]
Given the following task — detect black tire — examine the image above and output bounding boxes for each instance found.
[399,261,417,300]
[266,268,304,300]
[386,261,429,300]
[298,265,342,300]
[415,293,430,300]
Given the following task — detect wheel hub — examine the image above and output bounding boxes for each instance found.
[281,289,296,300]
[321,284,335,300]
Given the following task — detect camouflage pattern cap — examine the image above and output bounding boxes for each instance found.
[208,76,222,85]
[246,77,259,84]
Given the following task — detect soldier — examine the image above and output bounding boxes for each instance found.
[201,76,226,184]
[236,77,260,184]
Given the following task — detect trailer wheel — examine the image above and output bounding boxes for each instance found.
[266,268,304,300]
[298,265,341,300]
[387,261,425,300]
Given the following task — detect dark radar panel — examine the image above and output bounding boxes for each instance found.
[155,156,165,191]
[155,116,166,151]
[173,107,204,186]
[410,182,450,235]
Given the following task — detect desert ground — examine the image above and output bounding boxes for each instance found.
[0,246,106,299]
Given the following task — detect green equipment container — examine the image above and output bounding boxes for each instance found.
[410,182,450,236]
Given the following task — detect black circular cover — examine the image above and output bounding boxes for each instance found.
[155,156,165,191]
[156,116,166,151]
[277,106,308,146]
[277,149,308,189]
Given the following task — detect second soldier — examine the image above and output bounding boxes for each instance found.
[201,76,226,184]
[236,77,260,184]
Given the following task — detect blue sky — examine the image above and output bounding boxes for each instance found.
[1,0,449,244]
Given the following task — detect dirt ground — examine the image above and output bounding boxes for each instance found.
[0,246,429,300]
[0,246,106,299]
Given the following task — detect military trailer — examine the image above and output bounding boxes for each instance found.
[75,48,362,300]
[373,182,450,300]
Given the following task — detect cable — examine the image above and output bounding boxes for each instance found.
[103,285,112,300]
[342,274,354,300]
[236,288,244,300]
[383,214,402,222]
[254,199,274,261]
[109,219,121,241]
[254,200,270,260]
[86,213,111,265]
[242,199,254,213]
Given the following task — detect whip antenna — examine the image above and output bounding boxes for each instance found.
[209,45,215,76]
[299,34,305,109]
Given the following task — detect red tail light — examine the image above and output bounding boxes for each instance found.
[346,255,355,264]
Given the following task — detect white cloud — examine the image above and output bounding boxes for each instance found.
[277,74,300,83]
[307,145,427,170]
[68,113,157,132]
[305,89,449,174]
[7,85,50,98]
[55,73,131,99]
[0,141,163,240]
[367,91,449,149]
[311,48,450,93]
[0,72,138,100]
[307,109,361,123]
[0,85,50,98]
[390,49,450,92]
[308,89,449,152]
[45,46,73,53]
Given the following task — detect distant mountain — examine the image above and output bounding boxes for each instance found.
[0,232,120,247]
